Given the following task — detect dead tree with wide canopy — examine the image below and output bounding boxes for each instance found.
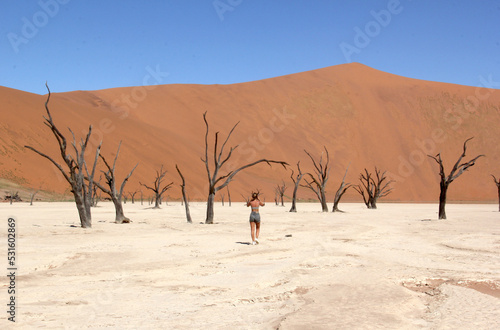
[332,165,352,212]
[353,167,393,209]
[91,141,138,223]
[492,175,500,212]
[25,84,98,228]
[302,147,330,212]
[289,161,304,212]
[428,137,484,219]
[201,112,288,224]
[140,165,174,209]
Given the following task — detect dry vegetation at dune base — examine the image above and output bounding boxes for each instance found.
[1,202,499,329]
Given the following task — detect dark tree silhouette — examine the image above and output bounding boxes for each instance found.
[92,142,138,223]
[275,181,287,206]
[302,147,330,212]
[91,175,103,207]
[29,185,42,206]
[353,167,393,209]
[25,84,96,228]
[332,165,352,212]
[492,175,500,212]
[129,190,139,204]
[226,186,232,207]
[201,112,288,224]
[176,164,192,223]
[289,161,304,212]
[6,192,21,204]
[140,165,174,209]
[428,137,484,219]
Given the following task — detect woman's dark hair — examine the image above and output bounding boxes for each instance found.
[251,192,259,200]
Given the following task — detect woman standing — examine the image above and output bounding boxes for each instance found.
[247,192,265,245]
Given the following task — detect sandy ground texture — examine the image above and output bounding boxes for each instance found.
[0,201,499,329]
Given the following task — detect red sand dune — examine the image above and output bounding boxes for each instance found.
[1,63,499,202]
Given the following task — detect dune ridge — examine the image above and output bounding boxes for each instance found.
[1,63,499,202]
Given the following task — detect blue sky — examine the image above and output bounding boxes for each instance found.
[1,0,499,95]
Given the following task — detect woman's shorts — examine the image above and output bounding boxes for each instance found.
[249,212,261,223]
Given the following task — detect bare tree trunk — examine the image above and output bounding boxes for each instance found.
[25,84,95,228]
[438,182,447,220]
[303,148,330,212]
[112,196,129,223]
[91,142,137,223]
[497,183,500,212]
[140,165,173,210]
[176,164,192,223]
[492,175,500,212]
[332,166,351,212]
[289,161,304,212]
[320,190,328,212]
[74,191,91,228]
[30,188,40,206]
[206,191,215,223]
[130,191,138,204]
[289,187,299,212]
[201,112,288,224]
[275,181,286,206]
[428,138,484,220]
[354,167,392,209]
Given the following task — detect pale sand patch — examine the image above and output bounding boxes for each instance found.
[0,202,499,329]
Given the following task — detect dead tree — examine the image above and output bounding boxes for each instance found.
[226,186,232,207]
[276,181,287,206]
[302,147,330,212]
[140,165,173,209]
[353,167,393,209]
[332,165,352,212]
[92,142,138,223]
[176,165,192,223]
[29,189,39,205]
[129,190,139,204]
[29,184,42,206]
[201,112,287,224]
[25,84,95,228]
[91,175,102,207]
[84,140,102,209]
[428,138,484,219]
[6,192,21,204]
[492,175,500,212]
[289,161,304,212]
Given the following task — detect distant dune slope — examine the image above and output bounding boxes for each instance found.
[1,63,499,202]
